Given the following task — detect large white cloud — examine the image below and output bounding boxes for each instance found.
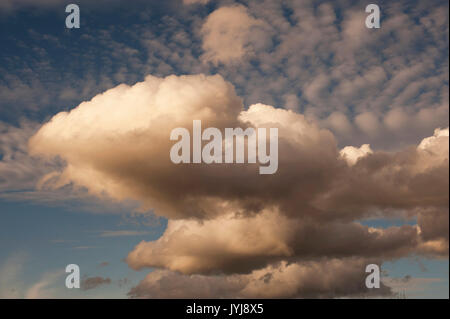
[127,208,421,275]
[28,73,449,298]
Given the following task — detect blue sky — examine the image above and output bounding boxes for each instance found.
[0,0,448,298]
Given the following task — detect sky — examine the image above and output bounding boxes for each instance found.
[0,0,448,298]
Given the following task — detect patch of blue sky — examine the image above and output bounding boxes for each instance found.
[0,198,167,297]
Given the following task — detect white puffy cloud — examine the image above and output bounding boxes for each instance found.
[127,208,421,275]
[28,73,448,298]
[29,74,245,218]
[3,0,448,151]
[418,127,449,151]
[0,0,446,299]
[340,144,373,166]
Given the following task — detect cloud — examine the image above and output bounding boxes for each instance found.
[29,74,449,222]
[127,209,421,275]
[340,144,373,166]
[0,0,445,299]
[0,121,59,193]
[2,0,447,151]
[200,5,271,65]
[418,128,449,151]
[28,73,448,297]
[81,276,112,291]
[382,276,444,298]
[72,246,98,250]
[0,253,64,299]
[209,0,448,149]
[25,271,63,299]
[183,0,209,5]
[0,252,27,298]
[0,121,137,214]
[0,0,61,12]
[29,74,244,218]
[99,230,149,237]
[129,258,391,298]
[355,112,381,137]
[0,0,131,12]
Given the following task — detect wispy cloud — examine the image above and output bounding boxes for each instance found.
[98,230,149,238]
[382,276,445,298]
[72,246,98,250]
[0,252,28,298]
[25,271,64,299]
[81,276,111,291]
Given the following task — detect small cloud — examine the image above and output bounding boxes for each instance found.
[183,0,209,4]
[200,5,270,65]
[99,230,149,238]
[0,252,28,298]
[383,276,443,297]
[50,239,78,244]
[25,271,64,299]
[81,276,111,291]
[118,278,131,288]
[72,246,98,250]
[402,275,412,283]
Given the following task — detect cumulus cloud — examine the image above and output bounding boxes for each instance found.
[29,74,244,218]
[0,0,445,299]
[0,121,141,214]
[127,209,421,275]
[29,74,449,222]
[340,144,373,166]
[3,0,447,151]
[418,128,449,151]
[28,73,449,298]
[129,258,391,298]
